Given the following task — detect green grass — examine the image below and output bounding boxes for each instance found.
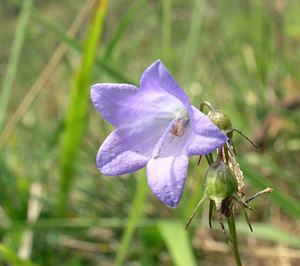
[0,0,33,129]
[0,244,35,266]
[0,0,300,265]
[58,0,108,214]
[158,221,197,266]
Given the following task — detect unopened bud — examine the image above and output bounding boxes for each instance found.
[204,159,237,210]
[208,111,232,139]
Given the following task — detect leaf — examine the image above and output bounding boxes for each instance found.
[28,6,133,83]
[11,218,300,249]
[239,159,300,220]
[158,221,197,266]
[161,0,172,64]
[0,0,33,129]
[103,0,146,60]
[57,0,108,214]
[236,222,300,248]
[0,244,35,266]
[115,174,148,266]
[180,0,205,84]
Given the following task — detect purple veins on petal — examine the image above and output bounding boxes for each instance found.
[91,59,227,207]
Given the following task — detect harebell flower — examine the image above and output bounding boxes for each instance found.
[91,60,226,207]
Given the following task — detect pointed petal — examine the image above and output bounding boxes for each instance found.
[140,60,190,108]
[91,83,139,127]
[187,132,226,155]
[187,106,227,155]
[97,118,168,176]
[91,82,183,127]
[146,155,189,207]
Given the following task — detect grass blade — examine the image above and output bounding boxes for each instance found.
[8,218,300,249]
[103,0,146,60]
[0,0,96,152]
[9,0,132,83]
[180,0,205,84]
[161,0,172,64]
[158,221,197,266]
[29,7,132,83]
[0,0,33,129]
[239,159,300,220]
[57,0,108,214]
[115,174,148,266]
[0,244,35,266]
[236,222,300,248]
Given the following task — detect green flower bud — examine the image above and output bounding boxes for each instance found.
[204,159,237,211]
[208,111,233,139]
[185,158,253,232]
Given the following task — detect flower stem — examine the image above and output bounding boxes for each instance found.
[217,146,223,161]
[199,100,216,112]
[205,153,214,165]
[115,173,148,266]
[227,212,242,266]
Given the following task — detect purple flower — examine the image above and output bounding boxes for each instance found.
[91,60,227,207]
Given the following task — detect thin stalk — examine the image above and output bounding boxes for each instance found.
[232,128,259,148]
[57,0,108,214]
[199,100,216,112]
[185,194,207,230]
[180,0,205,83]
[161,0,172,64]
[224,144,229,165]
[0,0,33,129]
[217,146,223,161]
[205,153,214,165]
[103,0,146,59]
[115,174,148,266]
[227,212,242,266]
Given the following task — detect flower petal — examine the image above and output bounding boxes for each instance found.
[140,60,190,108]
[91,83,139,127]
[91,82,184,127]
[146,155,189,207]
[187,106,227,155]
[97,118,169,175]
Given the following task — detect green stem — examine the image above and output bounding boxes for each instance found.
[0,0,33,129]
[57,0,108,215]
[205,153,214,165]
[224,144,229,165]
[161,0,172,64]
[115,174,148,266]
[227,212,242,266]
[200,100,216,112]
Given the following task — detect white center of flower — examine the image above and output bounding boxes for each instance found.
[174,108,189,121]
[152,108,189,159]
[170,109,189,137]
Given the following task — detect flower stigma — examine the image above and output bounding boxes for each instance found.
[152,108,189,159]
[171,108,189,137]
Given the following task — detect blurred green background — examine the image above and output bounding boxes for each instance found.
[0,0,300,265]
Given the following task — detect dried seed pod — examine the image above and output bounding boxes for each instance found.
[226,143,246,199]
